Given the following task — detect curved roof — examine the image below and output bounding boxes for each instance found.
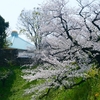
[7,31,35,50]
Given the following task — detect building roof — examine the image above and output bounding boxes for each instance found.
[7,31,35,50]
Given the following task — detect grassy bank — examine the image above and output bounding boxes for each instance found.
[0,66,100,100]
[0,66,32,100]
[41,76,100,100]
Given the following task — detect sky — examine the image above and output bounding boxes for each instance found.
[0,0,78,41]
[0,0,45,31]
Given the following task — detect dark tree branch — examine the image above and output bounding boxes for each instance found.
[78,5,92,40]
[39,88,51,99]
[92,11,100,31]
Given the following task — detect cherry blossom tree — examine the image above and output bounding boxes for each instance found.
[19,0,100,99]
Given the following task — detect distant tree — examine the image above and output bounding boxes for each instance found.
[0,15,9,48]
[18,8,43,49]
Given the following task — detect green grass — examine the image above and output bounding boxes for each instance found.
[0,66,32,100]
[40,70,100,100]
[0,66,100,100]
[40,77,100,100]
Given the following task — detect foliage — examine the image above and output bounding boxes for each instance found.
[0,66,100,100]
[21,66,100,100]
[0,15,9,48]
[0,66,32,100]
[18,8,43,49]
[87,68,98,78]
[0,16,9,66]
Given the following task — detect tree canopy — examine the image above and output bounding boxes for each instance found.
[0,15,9,48]
[18,0,100,99]
[18,8,43,49]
